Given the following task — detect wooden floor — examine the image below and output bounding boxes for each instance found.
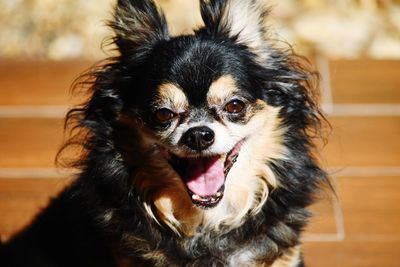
[0,58,399,266]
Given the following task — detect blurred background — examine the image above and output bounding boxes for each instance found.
[1,0,400,59]
[0,0,399,266]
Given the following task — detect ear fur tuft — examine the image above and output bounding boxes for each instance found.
[200,0,268,56]
[111,0,169,55]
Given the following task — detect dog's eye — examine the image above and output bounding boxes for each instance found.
[225,100,245,114]
[154,108,175,122]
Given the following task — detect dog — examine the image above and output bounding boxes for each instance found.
[1,0,329,266]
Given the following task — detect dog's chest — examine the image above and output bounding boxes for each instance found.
[116,233,300,267]
[226,249,261,266]
[173,235,281,266]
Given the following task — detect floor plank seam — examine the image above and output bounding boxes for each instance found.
[0,168,77,178]
[317,55,334,113]
[323,104,400,116]
[328,166,400,177]
[0,106,68,118]
[2,104,400,118]
[2,166,400,178]
[332,176,346,241]
[302,233,344,242]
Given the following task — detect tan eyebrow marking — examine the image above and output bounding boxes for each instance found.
[207,75,239,106]
[157,83,188,111]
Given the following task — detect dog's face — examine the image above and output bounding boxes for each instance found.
[123,40,282,233]
[103,0,312,234]
[131,37,272,209]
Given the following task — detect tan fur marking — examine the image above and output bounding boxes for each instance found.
[153,189,201,236]
[130,148,200,236]
[157,83,188,111]
[207,75,239,106]
[270,246,301,267]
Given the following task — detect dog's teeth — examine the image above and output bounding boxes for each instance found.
[215,192,223,198]
[192,194,201,201]
[232,154,238,163]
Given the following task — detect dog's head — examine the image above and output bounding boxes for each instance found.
[65,0,322,235]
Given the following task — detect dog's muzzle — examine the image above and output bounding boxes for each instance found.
[158,139,244,208]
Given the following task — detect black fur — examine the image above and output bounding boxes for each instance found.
[2,0,328,266]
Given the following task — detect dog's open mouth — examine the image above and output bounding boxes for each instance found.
[159,140,244,208]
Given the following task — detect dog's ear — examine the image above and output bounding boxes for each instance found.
[111,0,169,55]
[200,0,268,55]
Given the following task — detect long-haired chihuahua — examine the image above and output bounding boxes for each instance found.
[2,0,329,266]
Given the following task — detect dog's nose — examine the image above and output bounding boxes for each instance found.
[182,126,215,151]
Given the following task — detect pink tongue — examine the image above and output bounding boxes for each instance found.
[185,156,225,197]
